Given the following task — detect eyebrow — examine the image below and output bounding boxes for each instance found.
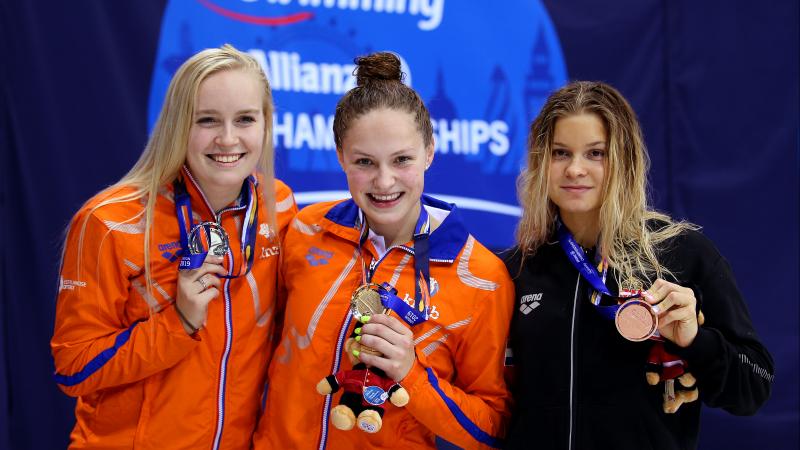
[194,108,261,115]
[350,148,417,157]
[552,141,606,148]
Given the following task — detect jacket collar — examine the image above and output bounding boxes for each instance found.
[176,165,257,219]
[323,194,469,262]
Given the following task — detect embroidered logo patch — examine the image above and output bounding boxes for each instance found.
[158,241,182,262]
[519,293,542,315]
[305,246,333,266]
[259,223,274,240]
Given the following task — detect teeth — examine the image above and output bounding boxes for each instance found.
[211,154,242,163]
[372,193,400,201]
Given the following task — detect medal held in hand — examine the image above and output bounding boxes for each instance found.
[350,284,387,356]
[188,222,230,257]
[615,278,658,342]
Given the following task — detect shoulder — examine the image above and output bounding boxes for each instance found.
[273,178,294,203]
[656,226,720,262]
[71,185,145,230]
[283,199,352,244]
[451,235,513,290]
[654,225,727,284]
[297,199,347,222]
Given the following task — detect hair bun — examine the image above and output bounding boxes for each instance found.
[354,52,403,86]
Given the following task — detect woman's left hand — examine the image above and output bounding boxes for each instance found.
[354,314,416,382]
[643,279,699,348]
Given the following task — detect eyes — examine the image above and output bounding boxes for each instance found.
[552,148,606,161]
[195,114,259,127]
[353,154,415,167]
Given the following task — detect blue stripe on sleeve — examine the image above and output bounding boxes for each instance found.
[426,367,505,448]
[53,322,139,387]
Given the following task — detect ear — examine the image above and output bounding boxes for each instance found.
[424,139,435,170]
[336,148,345,169]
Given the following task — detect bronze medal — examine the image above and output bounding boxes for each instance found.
[615,298,658,341]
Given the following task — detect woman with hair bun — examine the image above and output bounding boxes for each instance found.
[253,52,513,449]
[51,44,297,449]
[503,81,773,449]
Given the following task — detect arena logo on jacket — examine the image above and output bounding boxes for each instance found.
[148,0,567,249]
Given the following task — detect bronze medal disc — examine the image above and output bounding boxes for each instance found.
[615,299,658,342]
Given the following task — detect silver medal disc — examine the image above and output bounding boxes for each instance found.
[188,222,230,256]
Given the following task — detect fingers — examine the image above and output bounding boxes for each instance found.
[643,279,695,315]
[643,279,699,347]
[175,255,226,333]
[354,314,415,381]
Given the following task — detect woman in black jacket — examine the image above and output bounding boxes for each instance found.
[504,81,773,450]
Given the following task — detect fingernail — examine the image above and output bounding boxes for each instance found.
[652,305,661,314]
[355,335,361,342]
[354,327,362,335]
[360,315,371,323]
[352,349,360,358]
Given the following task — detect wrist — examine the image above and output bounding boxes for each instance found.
[174,303,202,335]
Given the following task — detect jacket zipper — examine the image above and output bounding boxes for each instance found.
[320,243,436,448]
[183,169,247,450]
[568,273,581,450]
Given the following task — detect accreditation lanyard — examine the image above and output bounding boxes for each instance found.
[555,218,637,320]
[173,175,259,278]
[358,205,431,326]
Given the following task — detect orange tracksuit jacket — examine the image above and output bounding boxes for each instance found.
[253,195,514,449]
[51,168,296,449]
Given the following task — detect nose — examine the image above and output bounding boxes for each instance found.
[565,157,586,178]
[215,123,238,147]
[373,165,395,191]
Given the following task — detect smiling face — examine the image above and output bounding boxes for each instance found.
[338,107,434,247]
[186,69,265,210]
[547,113,608,226]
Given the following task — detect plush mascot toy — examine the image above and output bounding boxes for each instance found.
[645,311,705,413]
[316,337,409,433]
[317,285,410,433]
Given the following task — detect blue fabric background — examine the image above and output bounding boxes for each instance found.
[0,1,796,448]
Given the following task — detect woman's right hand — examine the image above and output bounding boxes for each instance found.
[175,254,227,334]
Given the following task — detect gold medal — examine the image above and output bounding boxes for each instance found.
[351,284,385,320]
[350,284,387,356]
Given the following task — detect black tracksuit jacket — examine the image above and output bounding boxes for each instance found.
[502,228,773,450]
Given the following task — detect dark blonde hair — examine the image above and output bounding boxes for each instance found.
[516,81,695,283]
[333,52,433,149]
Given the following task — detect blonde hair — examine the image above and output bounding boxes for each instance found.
[516,81,696,284]
[70,44,277,298]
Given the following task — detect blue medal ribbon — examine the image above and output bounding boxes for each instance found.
[555,218,636,320]
[173,172,259,278]
[358,204,431,326]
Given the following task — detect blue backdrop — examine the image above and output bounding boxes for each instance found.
[1,1,797,448]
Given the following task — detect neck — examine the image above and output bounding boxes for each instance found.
[367,202,420,248]
[205,189,240,213]
[560,211,600,249]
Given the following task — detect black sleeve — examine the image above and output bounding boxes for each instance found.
[663,232,774,416]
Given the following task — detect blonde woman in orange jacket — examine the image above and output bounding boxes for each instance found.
[51,45,297,449]
[252,52,513,449]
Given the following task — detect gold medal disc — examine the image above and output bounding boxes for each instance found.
[350,284,386,356]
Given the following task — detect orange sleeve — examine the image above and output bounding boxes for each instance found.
[51,208,198,397]
[402,269,514,449]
